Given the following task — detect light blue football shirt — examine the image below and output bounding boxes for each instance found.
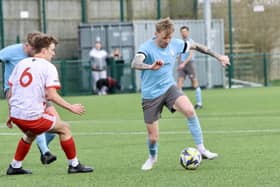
[138,38,188,99]
[0,44,27,92]
[180,38,194,62]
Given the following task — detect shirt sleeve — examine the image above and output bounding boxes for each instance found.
[0,47,11,62]
[137,43,150,64]
[173,38,190,55]
[46,63,61,90]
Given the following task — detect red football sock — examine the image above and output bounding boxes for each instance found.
[60,137,76,160]
[14,138,32,161]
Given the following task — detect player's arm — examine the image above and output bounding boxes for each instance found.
[178,52,193,70]
[184,51,193,65]
[190,42,230,67]
[46,87,85,115]
[131,53,163,70]
[181,51,193,66]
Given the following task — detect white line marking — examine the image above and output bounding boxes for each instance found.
[0,129,280,136]
[0,110,279,125]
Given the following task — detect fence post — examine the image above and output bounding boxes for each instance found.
[131,68,136,92]
[228,0,234,88]
[87,60,92,93]
[81,0,87,23]
[0,0,5,48]
[263,53,268,87]
[60,60,66,96]
[157,0,161,19]
[120,0,124,22]
[16,35,20,43]
[228,54,234,88]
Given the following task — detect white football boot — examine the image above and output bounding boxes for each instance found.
[199,149,218,160]
[141,155,158,171]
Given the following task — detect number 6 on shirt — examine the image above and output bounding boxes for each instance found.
[19,67,33,87]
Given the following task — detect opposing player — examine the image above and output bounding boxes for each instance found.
[131,18,230,171]
[177,26,202,109]
[0,32,57,165]
[6,34,93,175]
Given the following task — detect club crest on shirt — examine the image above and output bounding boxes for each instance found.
[169,49,175,57]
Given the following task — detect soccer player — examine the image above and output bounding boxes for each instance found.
[177,26,202,109]
[131,18,230,171]
[0,32,57,165]
[6,34,93,175]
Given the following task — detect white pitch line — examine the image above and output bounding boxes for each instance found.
[0,110,279,125]
[1,129,280,136]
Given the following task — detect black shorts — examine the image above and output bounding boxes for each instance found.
[142,85,184,124]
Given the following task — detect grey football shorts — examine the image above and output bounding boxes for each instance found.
[178,60,196,80]
[142,85,184,124]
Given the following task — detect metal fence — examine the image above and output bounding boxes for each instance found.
[53,59,136,96]
[79,19,226,91]
[2,53,280,98]
[228,53,280,87]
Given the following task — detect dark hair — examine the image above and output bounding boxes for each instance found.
[180,26,189,31]
[33,34,58,54]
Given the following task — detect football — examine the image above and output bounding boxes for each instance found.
[180,147,202,170]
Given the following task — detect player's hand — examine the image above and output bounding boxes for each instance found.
[151,60,164,70]
[6,118,13,128]
[218,55,230,67]
[69,104,85,115]
[177,63,185,70]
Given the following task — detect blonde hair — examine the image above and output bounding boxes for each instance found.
[155,17,174,34]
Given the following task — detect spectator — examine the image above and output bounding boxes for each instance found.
[111,48,122,60]
[89,39,108,95]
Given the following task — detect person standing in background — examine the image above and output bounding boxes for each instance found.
[89,39,108,95]
[177,26,202,109]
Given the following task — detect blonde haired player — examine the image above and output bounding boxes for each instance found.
[6,34,93,175]
[131,18,230,170]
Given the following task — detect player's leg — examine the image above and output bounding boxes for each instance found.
[48,119,93,173]
[45,104,59,145]
[177,68,186,90]
[95,72,103,95]
[142,121,159,170]
[7,115,56,175]
[92,71,98,93]
[173,95,218,159]
[100,70,107,95]
[141,96,163,170]
[190,77,202,109]
[7,133,36,175]
[187,62,203,109]
[36,104,58,165]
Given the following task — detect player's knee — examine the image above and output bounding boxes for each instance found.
[57,121,71,136]
[148,132,158,143]
[184,106,195,118]
[23,133,36,143]
[62,122,71,134]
